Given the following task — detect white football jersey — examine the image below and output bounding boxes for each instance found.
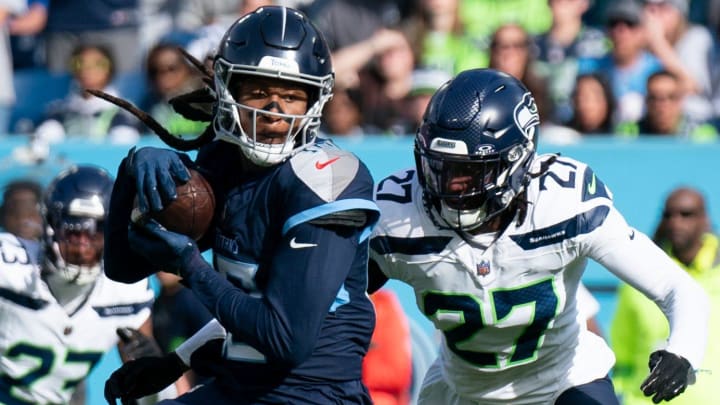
[0,232,154,405]
[371,155,708,404]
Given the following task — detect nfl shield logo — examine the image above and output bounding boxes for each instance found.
[476,260,491,277]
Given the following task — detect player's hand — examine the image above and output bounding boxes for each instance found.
[640,350,695,403]
[104,352,188,405]
[125,146,191,213]
[128,218,199,274]
[116,328,163,362]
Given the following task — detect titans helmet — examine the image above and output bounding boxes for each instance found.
[43,165,114,285]
[415,68,539,231]
[213,6,334,166]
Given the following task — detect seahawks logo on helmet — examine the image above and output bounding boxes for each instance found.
[513,93,540,141]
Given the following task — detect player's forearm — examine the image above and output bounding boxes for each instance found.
[589,210,709,367]
[105,158,159,283]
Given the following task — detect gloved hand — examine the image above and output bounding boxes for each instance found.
[128,218,200,275]
[116,328,163,362]
[125,146,191,213]
[104,352,188,405]
[640,350,695,403]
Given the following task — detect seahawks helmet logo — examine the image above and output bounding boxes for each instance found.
[513,93,540,141]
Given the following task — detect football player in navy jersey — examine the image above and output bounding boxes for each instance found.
[102,6,380,405]
[368,68,709,404]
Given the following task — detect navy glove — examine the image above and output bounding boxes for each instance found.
[104,352,188,405]
[128,218,199,275]
[116,328,163,362]
[640,350,695,403]
[126,146,191,213]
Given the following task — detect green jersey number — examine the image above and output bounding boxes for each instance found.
[423,278,559,368]
[1,343,103,405]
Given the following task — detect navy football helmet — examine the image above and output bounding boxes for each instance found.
[43,165,114,285]
[415,68,539,230]
[213,6,334,166]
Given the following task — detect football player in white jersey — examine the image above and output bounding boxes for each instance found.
[368,69,709,404]
[0,165,158,405]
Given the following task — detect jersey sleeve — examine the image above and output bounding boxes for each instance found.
[279,142,380,241]
[98,275,155,330]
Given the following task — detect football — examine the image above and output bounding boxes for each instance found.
[132,168,215,240]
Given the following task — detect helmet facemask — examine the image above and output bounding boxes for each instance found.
[45,215,104,286]
[213,57,333,166]
[417,141,534,231]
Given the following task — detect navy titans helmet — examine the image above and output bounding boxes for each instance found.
[43,165,114,285]
[213,6,334,166]
[415,68,539,231]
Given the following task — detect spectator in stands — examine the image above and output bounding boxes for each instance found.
[0,0,27,134]
[643,0,714,122]
[307,0,413,52]
[534,0,609,124]
[33,44,140,144]
[566,73,617,135]
[175,0,242,34]
[616,70,717,140]
[403,0,486,76]
[578,0,694,123]
[144,43,207,137]
[9,0,48,70]
[333,28,416,134]
[320,87,366,137]
[488,23,552,123]
[396,68,451,135]
[578,0,660,123]
[44,0,142,73]
[458,0,553,45]
[362,289,412,405]
[0,179,42,240]
[611,186,720,404]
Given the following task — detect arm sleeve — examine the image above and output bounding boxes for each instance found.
[180,221,365,366]
[582,206,710,368]
[175,319,226,366]
[104,158,160,283]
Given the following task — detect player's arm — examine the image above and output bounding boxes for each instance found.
[182,220,367,365]
[582,205,709,402]
[583,206,709,367]
[105,148,194,283]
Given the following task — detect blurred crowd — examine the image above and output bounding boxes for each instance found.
[5,0,720,145]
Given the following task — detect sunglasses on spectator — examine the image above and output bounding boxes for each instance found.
[491,41,528,51]
[608,19,640,29]
[70,56,111,73]
[149,63,184,79]
[647,92,681,102]
[662,209,701,219]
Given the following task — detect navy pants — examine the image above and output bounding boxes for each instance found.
[556,375,619,404]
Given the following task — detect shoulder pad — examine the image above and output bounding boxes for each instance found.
[309,209,368,228]
[289,143,361,203]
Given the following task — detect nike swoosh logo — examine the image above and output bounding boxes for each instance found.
[587,174,597,195]
[315,157,340,170]
[290,237,318,249]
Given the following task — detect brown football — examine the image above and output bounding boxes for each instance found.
[148,168,215,240]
